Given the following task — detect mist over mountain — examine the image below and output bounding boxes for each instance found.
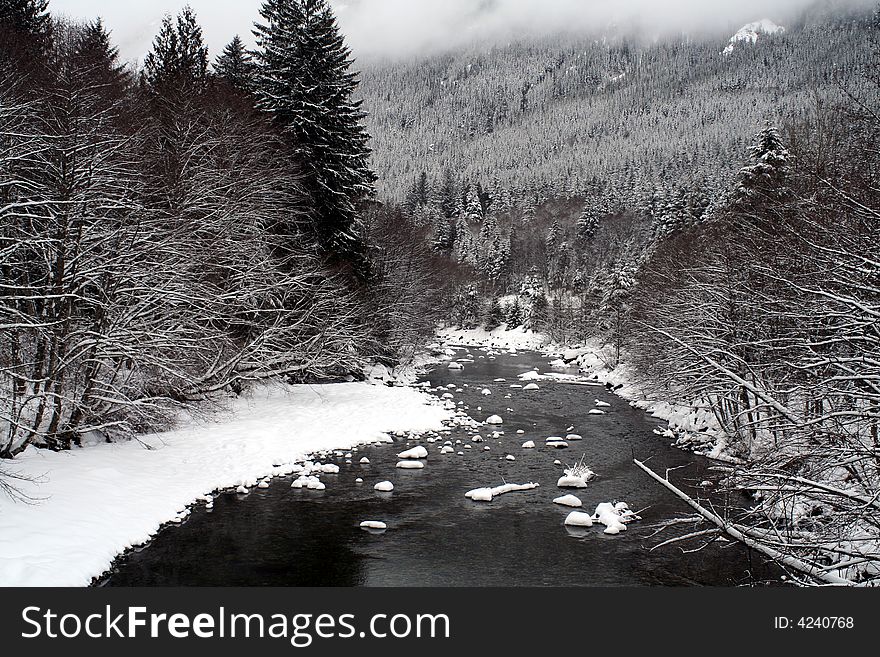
[333,0,876,59]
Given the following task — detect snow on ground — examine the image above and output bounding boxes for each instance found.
[437,325,550,351]
[0,381,452,587]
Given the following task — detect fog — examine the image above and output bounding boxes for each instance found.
[49,0,876,63]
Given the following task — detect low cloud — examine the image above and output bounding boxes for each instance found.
[331,0,876,58]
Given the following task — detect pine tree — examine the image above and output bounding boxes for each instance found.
[484,297,504,331]
[143,7,209,97]
[253,0,376,276]
[736,124,791,203]
[505,297,523,328]
[464,185,482,222]
[576,203,601,244]
[0,0,51,63]
[546,220,561,254]
[72,19,128,96]
[214,35,256,92]
[452,215,477,266]
[405,171,429,211]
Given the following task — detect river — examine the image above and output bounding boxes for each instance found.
[99,348,776,586]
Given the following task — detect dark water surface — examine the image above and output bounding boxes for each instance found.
[102,350,776,586]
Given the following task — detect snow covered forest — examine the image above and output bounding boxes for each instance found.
[0,0,445,460]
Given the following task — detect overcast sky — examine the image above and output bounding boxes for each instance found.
[49,0,874,64]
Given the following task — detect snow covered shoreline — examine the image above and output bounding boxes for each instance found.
[0,381,452,587]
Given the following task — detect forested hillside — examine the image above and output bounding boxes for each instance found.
[357,4,876,316]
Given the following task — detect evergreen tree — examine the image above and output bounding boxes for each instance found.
[0,0,51,63]
[546,219,561,254]
[505,297,523,328]
[530,291,549,329]
[736,124,791,203]
[452,215,477,266]
[253,0,376,276]
[484,297,504,331]
[464,185,482,222]
[405,171,429,211]
[576,202,601,244]
[72,19,128,97]
[214,35,256,92]
[143,7,209,97]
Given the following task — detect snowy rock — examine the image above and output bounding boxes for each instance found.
[397,446,428,459]
[319,463,340,474]
[355,478,364,484]
[723,19,785,55]
[523,383,540,391]
[557,475,589,488]
[593,502,629,534]
[440,446,455,454]
[588,409,606,416]
[481,388,492,396]
[235,485,249,495]
[447,362,463,370]
[396,460,425,470]
[565,434,583,441]
[522,440,536,449]
[360,457,370,464]
[595,400,612,408]
[465,482,539,502]
[485,415,503,425]
[554,494,583,508]
[360,521,387,530]
[516,429,525,434]
[564,511,594,527]
[472,434,484,443]
[257,481,270,489]
[374,481,394,492]
[505,455,516,461]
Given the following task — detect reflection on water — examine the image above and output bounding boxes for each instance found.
[102,350,776,587]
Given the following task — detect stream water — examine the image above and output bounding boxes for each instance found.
[101,349,776,586]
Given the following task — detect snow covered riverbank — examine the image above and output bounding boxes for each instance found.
[0,381,452,587]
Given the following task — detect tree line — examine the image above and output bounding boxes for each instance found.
[0,0,446,458]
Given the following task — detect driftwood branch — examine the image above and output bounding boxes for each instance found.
[633,458,856,586]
